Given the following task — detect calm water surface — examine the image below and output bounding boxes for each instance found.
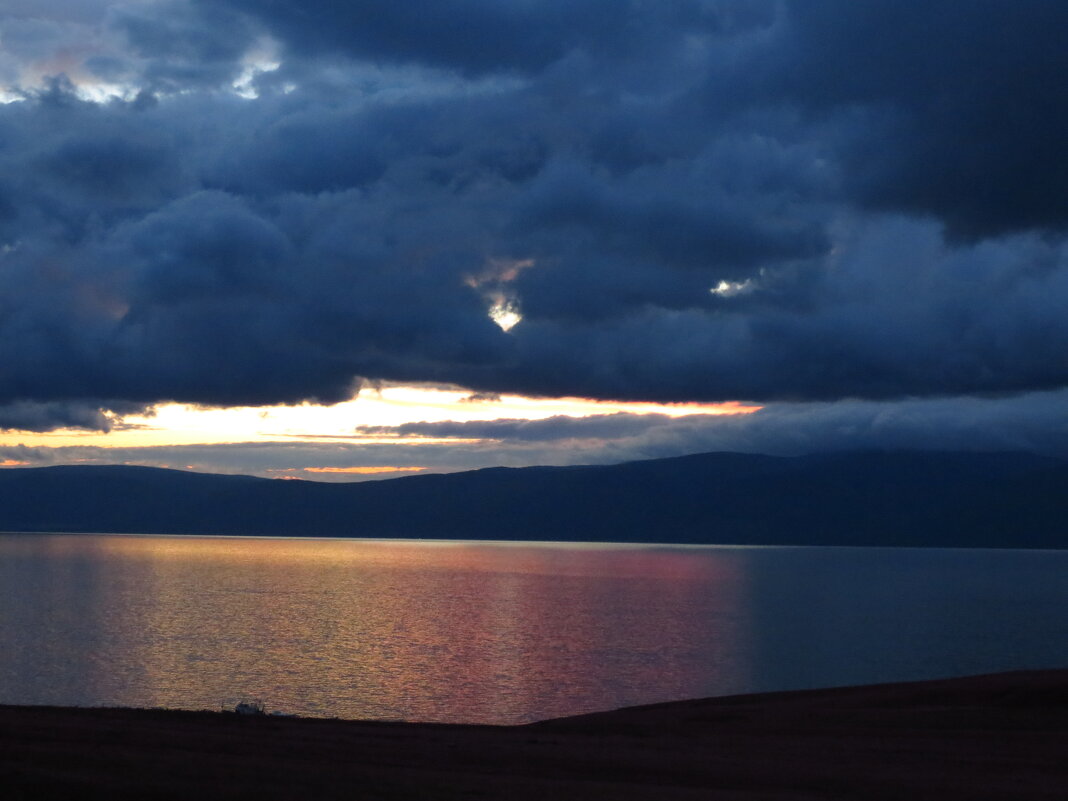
[0,534,1065,723]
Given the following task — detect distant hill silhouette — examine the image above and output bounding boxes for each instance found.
[0,451,1066,548]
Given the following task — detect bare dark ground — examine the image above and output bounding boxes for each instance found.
[2,670,1066,800]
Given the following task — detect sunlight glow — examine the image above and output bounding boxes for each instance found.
[304,466,426,474]
[0,384,761,450]
[488,298,522,331]
[232,39,282,99]
[710,279,754,297]
[466,257,533,332]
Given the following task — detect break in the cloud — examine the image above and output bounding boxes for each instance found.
[4,389,1066,481]
[1,1,1066,457]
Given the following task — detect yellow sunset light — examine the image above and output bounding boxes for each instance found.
[0,384,760,451]
[304,466,426,474]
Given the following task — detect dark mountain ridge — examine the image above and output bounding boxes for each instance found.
[1,450,1066,548]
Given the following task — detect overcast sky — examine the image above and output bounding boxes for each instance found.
[1,1,1066,477]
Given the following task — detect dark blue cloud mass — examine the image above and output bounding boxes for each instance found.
[1,0,1067,435]
[760,1,1068,239]
[199,0,769,77]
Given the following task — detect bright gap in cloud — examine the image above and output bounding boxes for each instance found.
[0,385,761,450]
[710,279,754,297]
[488,298,522,331]
[232,38,282,99]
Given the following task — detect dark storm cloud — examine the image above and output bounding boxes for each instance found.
[2,1,113,24]
[198,0,774,77]
[489,218,1068,402]
[356,389,1068,468]
[108,2,258,93]
[1,1,1068,431]
[0,400,129,432]
[0,87,507,411]
[625,392,1068,463]
[749,1,1068,239]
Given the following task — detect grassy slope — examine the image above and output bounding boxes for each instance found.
[2,669,1066,800]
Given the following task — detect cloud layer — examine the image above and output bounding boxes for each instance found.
[6,389,1067,479]
[2,1,1067,437]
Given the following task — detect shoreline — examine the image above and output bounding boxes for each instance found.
[3,669,1066,800]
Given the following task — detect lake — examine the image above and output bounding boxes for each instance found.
[0,534,1065,724]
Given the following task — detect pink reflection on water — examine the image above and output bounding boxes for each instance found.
[0,536,753,723]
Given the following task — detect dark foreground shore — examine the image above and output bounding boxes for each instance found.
[3,670,1066,800]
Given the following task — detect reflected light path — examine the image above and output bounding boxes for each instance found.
[4,536,1067,723]
[0,535,754,724]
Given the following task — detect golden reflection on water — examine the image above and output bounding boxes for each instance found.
[0,535,753,723]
